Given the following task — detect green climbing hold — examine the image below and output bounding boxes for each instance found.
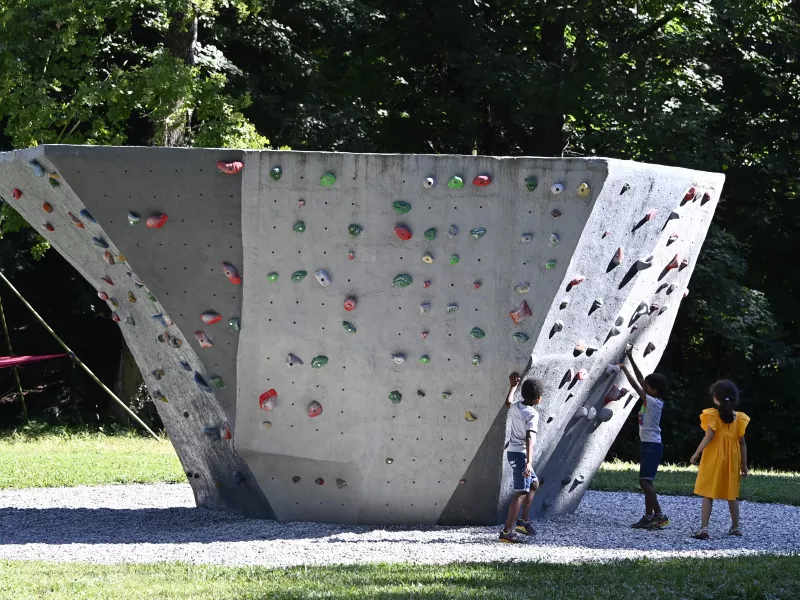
[342,321,357,334]
[442,392,451,400]
[211,376,225,389]
[291,270,308,282]
[545,259,557,270]
[49,176,60,188]
[512,332,529,343]
[472,355,480,366]
[293,221,306,233]
[389,391,402,404]
[348,224,363,237]
[267,272,279,282]
[270,166,282,181]
[393,273,413,288]
[449,255,460,265]
[424,228,437,241]
[469,327,486,339]
[470,228,486,239]
[147,292,157,302]
[525,176,538,192]
[418,355,431,365]
[447,176,464,189]
[311,355,328,368]
[320,173,336,187]
[392,200,412,215]
[229,317,241,332]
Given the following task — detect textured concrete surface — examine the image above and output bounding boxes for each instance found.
[0,146,723,524]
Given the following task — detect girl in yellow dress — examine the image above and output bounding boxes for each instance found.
[690,379,750,539]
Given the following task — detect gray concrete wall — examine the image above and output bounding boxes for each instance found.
[0,146,723,524]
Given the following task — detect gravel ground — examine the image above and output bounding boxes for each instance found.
[0,483,797,566]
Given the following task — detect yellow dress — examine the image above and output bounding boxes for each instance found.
[694,408,750,500]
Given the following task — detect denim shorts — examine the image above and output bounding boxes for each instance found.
[507,451,537,492]
[639,442,663,481]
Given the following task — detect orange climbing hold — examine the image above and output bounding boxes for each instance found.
[509,300,532,325]
[665,253,680,271]
[42,202,53,213]
[103,251,115,265]
[222,262,242,284]
[146,213,168,228]
[11,189,22,200]
[394,225,412,241]
[69,212,85,228]
[473,174,492,187]
[194,331,214,348]
[259,389,277,411]
[217,160,244,175]
[343,297,357,312]
[308,401,323,418]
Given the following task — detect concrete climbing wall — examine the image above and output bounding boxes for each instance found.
[0,146,723,525]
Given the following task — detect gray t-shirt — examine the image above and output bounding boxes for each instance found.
[638,394,664,444]
[508,402,539,454]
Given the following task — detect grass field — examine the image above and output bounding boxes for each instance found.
[1,556,799,599]
[1,426,798,506]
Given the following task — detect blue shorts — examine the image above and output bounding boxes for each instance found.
[507,451,537,493]
[639,442,663,481]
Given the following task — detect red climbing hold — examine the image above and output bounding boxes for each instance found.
[569,275,586,287]
[421,331,429,339]
[509,300,532,325]
[308,401,323,418]
[347,250,355,260]
[11,189,22,200]
[146,213,168,229]
[42,202,53,213]
[194,331,214,348]
[683,187,696,203]
[97,292,109,301]
[201,311,223,325]
[423,280,432,288]
[44,223,54,232]
[683,288,689,298]
[222,262,242,284]
[315,478,324,486]
[603,385,624,405]
[103,251,115,265]
[298,199,305,207]
[680,258,689,270]
[101,277,114,287]
[221,424,232,440]
[473,174,492,187]
[343,297,357,312]
[259,389,277,411]
[69,212,85,228]
[394,225,412,241]
[644,342,656,357]
[665,253,680,271]
[611,248,624,268]
[111,312,121,323]
[576,369,588,381]
[473,281,481,289]
[602,231,611,239]
[217,161,243,175]
[645,208,658,222]
[668,232,679,244]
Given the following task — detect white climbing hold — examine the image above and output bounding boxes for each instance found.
[574,407,588,419]
[315,269,332,287]
[423,176,436,189]
[635,301,649,317]
[392,354,406,365]
[586,407,597,420]
[605,364,620,375]
[550,182,564,195]
[286,353,303,367]
[520,233,533,243]
[514,283,531,294]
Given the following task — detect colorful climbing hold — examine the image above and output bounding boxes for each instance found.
[97,292,109,301]
[423,176,436,189]
[286,353,304,367]
[394,225,412,241]
[509,300,532,325]
[80,209,96,224]
[291,270,308,282]
[469,327,486,339]
[392,200,412,214]
[259,389,278,411]
[418,355,431,365]
[211,376,225,389]
[419,303,431,314]
[680,258,690,270]
[512,332,529,343]
[217,161,243,175]
[569,275,586,287]
[29,160,45,177]
[298,199,305,207]
[229,317,241,332]
[389,391,402,404]
[201,311,222,325]
[464,411,478,422]
[421,331,428,339]
[308,401,323,418]
[683,289,690,299]
[222,262,242,285]
[41,202,53,214]
[11,189,22,200]
[702,190,713,205]
[423,280,432,288]
[551,209,562,218]
[668,233,679,245]
[611,247,624,268]
[69,213,85,228]
[343,297,357,312]
[347,250,355,260]
[315,269,332,287]
[545,259,557,270]
[393,273,413,288]
[447,225,459,238]
[649,302,660,315]
[514,283,531,294]
[524,176,538,192]
[44,223,55,232]
[194,331,214,349]
[446,303,458,314]
[447,176,465,189]
[441,392,451,400]
[203,426,221,440]
[560,298,569,309]
[473,175,492,187]
[602,231,611,238]
[146,213,168,229]
[320,173,336,187]
[665,254,680,271]
[270,166,282,180]
[127,211,141,226]
[111,312,121,323]
[267,272,279,283]
[550,233,560,245]
[603,385,623,405]
[92,237,109,249]
[550,182,564,195]
[576,183,591,198]
[520,233,533,243]
[424,227,437,241]
[101,276,114,286]
[644,342,656,356]
[348,224,363,237]
[472,355,480,366]
[574,407,588,419]
[127,291,136,303]
[552,320,564,333]
[103,251,115,266]
[683,187,696,203]
[386,458,394,464]
[576,369,588,381]
[469,227,486,239]
[194,372,213,393]
[644,208,658,222]
[449,255,460,266]
[473,280,481,289]
[109,298,119,309]
[311,355,328,368]
[293,221,306,233]
[342,321,357,334]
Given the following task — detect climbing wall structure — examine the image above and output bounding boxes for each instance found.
[0,146,723,525]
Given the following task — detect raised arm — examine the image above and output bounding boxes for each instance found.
[504,372,520,408]
[626,349,646,388]
[617,362,645,400]
[690,428,715,464]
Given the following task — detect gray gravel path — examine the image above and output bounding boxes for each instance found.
[1,484,798,566]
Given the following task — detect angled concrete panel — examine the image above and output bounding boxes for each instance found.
[0,146,723,524]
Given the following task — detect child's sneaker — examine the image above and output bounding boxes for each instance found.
[515,519,535,536]
[631,515,654,529]
[648,514,670,530]
[499,529,523,543]
[692,528,710,540]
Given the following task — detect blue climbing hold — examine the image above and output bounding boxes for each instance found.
[92,237,109,249]
[29,160,45,177]
[194,372,213,393]
[80,209,97,224]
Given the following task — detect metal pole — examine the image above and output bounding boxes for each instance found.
[0,270,159,440]
[0,294,28,423]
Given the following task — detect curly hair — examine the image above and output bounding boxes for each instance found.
[645,373,669,398]
[521,378,545,402]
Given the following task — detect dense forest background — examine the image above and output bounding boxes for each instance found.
[0,0,797,468]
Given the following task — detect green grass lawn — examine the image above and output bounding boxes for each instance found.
[1,556,799,600]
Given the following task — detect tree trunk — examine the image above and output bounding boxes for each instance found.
[162,3,198,147]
